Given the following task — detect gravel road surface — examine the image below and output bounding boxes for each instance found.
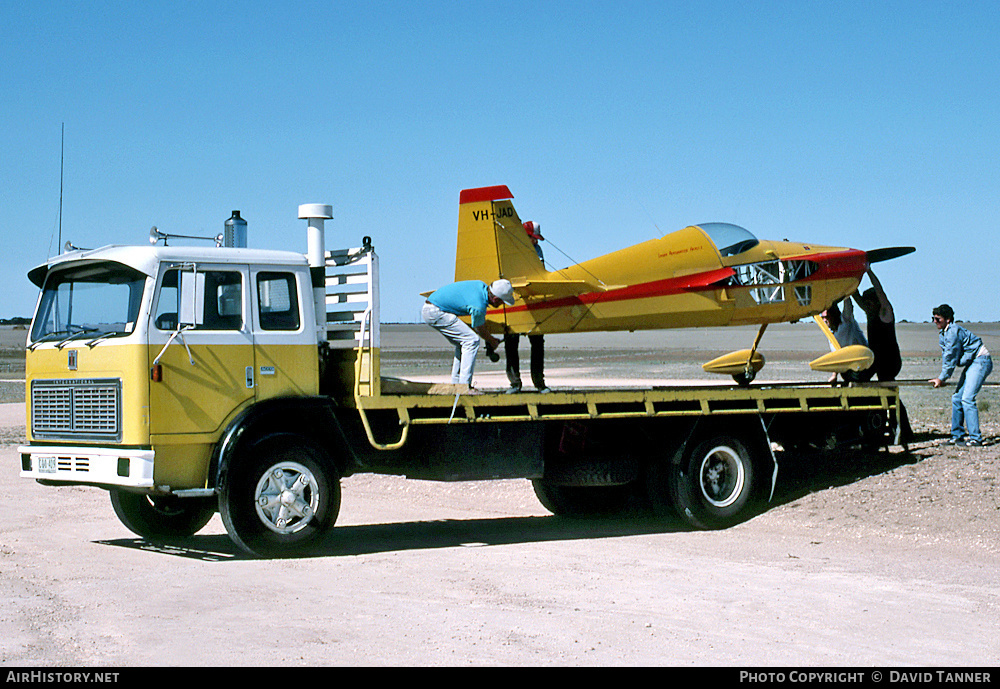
[1,402,997,666]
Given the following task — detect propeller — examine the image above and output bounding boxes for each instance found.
[867,246,915,263]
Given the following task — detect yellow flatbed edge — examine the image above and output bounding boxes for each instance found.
[351,380,899,426]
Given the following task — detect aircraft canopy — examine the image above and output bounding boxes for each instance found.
[697,223,760,257]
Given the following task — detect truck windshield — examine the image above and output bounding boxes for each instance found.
[30,263,147,344]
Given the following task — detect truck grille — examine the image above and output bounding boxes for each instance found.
[31,378,122,441]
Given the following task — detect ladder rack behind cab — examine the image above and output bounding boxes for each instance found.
[325,241,379,350]
[324,241,380,398]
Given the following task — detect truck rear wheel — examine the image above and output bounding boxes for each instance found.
[220,436,340,557]
[676,435,756,529]
[648,435,757,529]
[110,490,215,539]
[532,480,635,518]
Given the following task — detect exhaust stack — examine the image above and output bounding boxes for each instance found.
[299,203,334,343]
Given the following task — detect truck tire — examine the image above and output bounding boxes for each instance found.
[220,436,340,557]
[532,479,635,518]
[647,434,757,529]
[859,410,889,450]
[675,435,756,529]
[110,490,215,539]
[541,456,639,486]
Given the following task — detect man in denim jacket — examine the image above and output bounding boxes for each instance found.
[928,304,993,446]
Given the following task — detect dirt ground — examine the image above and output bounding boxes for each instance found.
[1,324,998,666]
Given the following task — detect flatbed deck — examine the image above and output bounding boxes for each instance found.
[356,378,899,425]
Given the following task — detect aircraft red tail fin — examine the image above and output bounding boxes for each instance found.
[455,185,547,285]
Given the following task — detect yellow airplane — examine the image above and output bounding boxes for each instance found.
[452,184,914,384]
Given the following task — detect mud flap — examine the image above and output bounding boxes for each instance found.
[758,414,779,503]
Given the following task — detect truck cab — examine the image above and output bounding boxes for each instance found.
[21,244,319,493]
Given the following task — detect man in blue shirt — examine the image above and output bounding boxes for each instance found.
[928,304,993,446]
[422,279,515,390]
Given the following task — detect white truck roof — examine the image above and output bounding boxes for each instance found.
[28,244,309,286]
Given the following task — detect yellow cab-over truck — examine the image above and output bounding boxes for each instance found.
[18,202,904,557]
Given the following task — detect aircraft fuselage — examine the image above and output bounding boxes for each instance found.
[485,226,867,336]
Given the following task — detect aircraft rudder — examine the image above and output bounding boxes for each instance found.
[455,186,511,282]
[455,185,546,283]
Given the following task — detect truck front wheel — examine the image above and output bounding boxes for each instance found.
[220,437,340,557]
[110,490,215,539]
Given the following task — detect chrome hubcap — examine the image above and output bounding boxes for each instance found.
[254,462,319,534]
[699,446,746,508]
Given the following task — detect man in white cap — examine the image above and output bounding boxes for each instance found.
[422,278,516,390]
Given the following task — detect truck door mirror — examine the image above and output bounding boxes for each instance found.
[178,269,205,327]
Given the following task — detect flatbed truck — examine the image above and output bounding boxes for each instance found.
[18,204,903,557]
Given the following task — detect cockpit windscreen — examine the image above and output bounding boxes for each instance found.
[697,223,760,257]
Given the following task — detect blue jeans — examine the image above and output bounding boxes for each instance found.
[422,302,480,385]
[952,355,993,443]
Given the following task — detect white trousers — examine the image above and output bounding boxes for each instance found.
[422,302,480,385]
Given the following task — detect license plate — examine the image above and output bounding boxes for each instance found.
[37,456,57,473]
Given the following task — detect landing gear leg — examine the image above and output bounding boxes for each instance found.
[733,324,767,386]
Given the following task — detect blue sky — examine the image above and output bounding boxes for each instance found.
[2,1,998,324]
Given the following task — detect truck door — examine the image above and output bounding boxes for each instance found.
[249,267,320,400]
[148,264,255,437]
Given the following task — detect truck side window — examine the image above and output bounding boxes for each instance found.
[204,271,243,330]
[257,272,300,331]
[153,270,180,330]
[154,269,243,331]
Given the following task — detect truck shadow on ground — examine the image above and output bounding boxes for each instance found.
[95,438,937,561]
[94,514,690,561]
[766,441,934,510]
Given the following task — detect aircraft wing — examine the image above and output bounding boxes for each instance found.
[424,267,732,302]
[420,279,611,300]
[510,277,617,299]
[511,266,734,301]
